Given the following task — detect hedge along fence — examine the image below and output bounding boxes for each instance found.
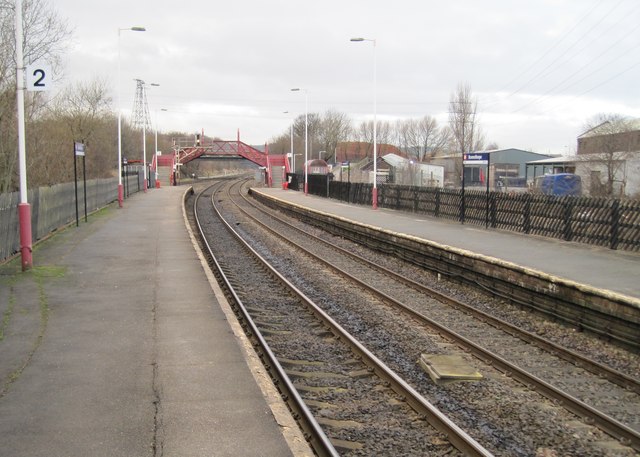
[315,177,640,252]
[0,177,126,262]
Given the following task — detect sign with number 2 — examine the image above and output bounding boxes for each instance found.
[26,62,52,91]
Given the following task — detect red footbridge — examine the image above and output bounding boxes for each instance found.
[150,132,290,188]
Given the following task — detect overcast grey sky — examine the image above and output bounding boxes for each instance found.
[53,0,639,155]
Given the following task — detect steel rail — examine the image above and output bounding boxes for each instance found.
[251,189,640,351]
[217,180,494,457]
[234,183,640,451]
[240,185,640,396]
[193,182,339,457]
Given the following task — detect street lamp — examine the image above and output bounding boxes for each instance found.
[350,37,378,209]
[117,26,145,207]
[155,108,167,188]
[141,81,160,192]
[283,111,294,172]
[291,88,308,194]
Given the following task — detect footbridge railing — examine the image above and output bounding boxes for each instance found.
[176,140,269,168]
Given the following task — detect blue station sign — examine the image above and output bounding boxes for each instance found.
[463,152,489,165]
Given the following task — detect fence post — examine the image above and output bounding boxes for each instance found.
[610,199,620,250]
[523,194,531,234]
[563,198,574,241]
[490,193,497,228]
[435,188,440,218]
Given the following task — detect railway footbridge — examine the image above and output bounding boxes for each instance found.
[151,131,289,187]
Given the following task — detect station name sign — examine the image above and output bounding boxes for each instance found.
[463,153,489,165]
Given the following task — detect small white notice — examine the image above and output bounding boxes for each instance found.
[26,62,52,91]
[74,142,85,157]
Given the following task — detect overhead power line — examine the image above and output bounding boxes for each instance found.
[511,29,640,113]
[507,0,628,98]
[498,0,605,93]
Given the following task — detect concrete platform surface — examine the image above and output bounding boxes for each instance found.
[254,187,640,300]
[0,186,308,457]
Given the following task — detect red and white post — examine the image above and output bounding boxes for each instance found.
[15,0,32,270]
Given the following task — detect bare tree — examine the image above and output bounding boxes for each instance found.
[0,88,16,192]
[317,109,351,162]
[357,119,393,158]
[272,111,348,171]
[448,82,485,184]
[394,119,415,158]
[292,112,321,159]
[267,132,291,156]
[377,121,393,147]
[357,120,373,147]
[413,115,450,161]
[393,117,448,161]
[42,79,114,182]
[354,120,371,161]
[51,79,112,141]
[448,82,484,155]
[0,0,70,192]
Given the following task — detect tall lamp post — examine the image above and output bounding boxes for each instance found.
[291,88,308,195]
[350,37,378,210]
[155,108,167,188]
[141,81,159,192]
[283,111,294,172]
[117,26,145,207]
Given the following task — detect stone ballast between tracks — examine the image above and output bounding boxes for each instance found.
[249,188,640,351]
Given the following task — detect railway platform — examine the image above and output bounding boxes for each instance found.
[253,187,640,300]
[0,186,310,457]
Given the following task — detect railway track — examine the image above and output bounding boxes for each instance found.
[189,178,639,456]
[191,180,492,456]
[251,188,640,351]
[237,183,640,446]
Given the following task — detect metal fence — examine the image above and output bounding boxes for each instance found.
[305,177,640,252]
[0,175,142,262]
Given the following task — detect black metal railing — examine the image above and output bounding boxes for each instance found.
[299,177,640,252]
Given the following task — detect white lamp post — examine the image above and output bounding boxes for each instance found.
[142,81,159,192]
[291,122,295,172]
[291,88,308,195]
[283,111,294,172]
[350,37,378,209]
[117,26,145,207]
[155,108,167,188]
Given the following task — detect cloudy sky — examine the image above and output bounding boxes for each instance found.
[53,0,639,155]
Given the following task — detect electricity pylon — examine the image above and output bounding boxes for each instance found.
[131,79,152,131]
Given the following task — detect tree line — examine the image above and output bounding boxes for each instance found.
[269,82,490,169]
